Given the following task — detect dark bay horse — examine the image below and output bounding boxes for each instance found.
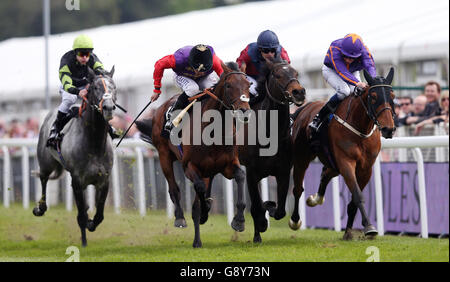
[238,57,306,243]
[33,67,117,247]
[290,68,396,240]
[136,62,251,248]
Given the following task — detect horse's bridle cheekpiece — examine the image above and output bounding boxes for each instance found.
[265,63,300,105]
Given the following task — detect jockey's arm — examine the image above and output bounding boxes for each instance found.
[153,55,176,91]
[212,55,224,76]
[59,65,79,95]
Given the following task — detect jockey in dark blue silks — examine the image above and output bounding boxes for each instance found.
[47,35,109,147]
[309,33,377,132]
[236,30,291,97]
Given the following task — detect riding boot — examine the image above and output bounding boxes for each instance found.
[46,111,69,147]
[161,92,190,138]
[309,94,341,132]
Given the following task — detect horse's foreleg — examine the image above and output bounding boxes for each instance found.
[246,172,266,243]
[72,179,88,247]
[161,152,186,228]
[339,161,377,239]
[185,163,208,225]
[33,175,49,216]
[343,201,358,240]
[230,165,246,232]
[87,181,109,232]
[191,194,202,248]
[290,160,309,230]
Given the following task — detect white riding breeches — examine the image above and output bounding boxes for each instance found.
[174,72,220,97]
[58,86,79,114]
[322,65,361,100]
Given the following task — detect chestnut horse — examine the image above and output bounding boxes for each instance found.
[238,57,306,243]
[136,62,251,248]
[290,67,396,240]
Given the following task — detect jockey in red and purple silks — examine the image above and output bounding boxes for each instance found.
[151,44,224,137]
[236,30,290,97]
[309,33,377,132]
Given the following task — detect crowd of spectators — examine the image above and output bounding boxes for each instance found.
[394,81,449,135]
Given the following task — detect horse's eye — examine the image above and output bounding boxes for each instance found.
[390,92,395,100]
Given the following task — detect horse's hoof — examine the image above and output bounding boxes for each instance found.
[364,225,378,239]
[253,235,262,244]
[32,207,45,216]
[343,230,353,241]
[231,217,245,232]
[174,218,187,228]
[86,220,96,232]
[193,240,202,248]
[289,219,302,231]
[306,194,324,207]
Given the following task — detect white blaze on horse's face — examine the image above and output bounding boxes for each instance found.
[98,77,116,121]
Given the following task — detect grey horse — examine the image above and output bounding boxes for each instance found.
[33,66,117,247]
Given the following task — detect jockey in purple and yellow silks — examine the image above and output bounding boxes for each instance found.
[309,33,376,132]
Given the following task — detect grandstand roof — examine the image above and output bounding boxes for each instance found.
[0,0,448,99]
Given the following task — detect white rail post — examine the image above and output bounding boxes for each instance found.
[21,147,30,209]
[112,151,121,214]
[135,147,146,216]
[332,176,341,232]
[65,172,72,211]
[223,177,234,226]
[2,146,11,208]
[299,180,306,230]
[166,180,174,219]
[412,148,428,239]
[148,156,157,210]
[373,156,385,236]
[260,177,270,226]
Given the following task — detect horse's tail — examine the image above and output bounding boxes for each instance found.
[135,119,153,144]
[31,167,64,180]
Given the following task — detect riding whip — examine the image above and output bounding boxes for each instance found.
[172,99,197,127]
[115,100,152,148]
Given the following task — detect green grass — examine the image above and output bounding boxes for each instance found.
[0,204,448,262]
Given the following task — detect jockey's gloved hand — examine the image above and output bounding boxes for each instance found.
[151,87,161,102]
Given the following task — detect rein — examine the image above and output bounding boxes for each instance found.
[187,71,249,111]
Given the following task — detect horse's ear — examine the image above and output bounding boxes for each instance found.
[363,69,375,85]
[221,61,231,74]
[109,65,115,78]
[385,67,394,85]
[87,67,96,82]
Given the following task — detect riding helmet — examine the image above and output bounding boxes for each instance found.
[341,33,363,58]
[257,30,280,49]
[72,34,94,51]
[188,44,213,72]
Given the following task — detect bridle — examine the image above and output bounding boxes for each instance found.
[265,62,300,105]
[357,84,395,129]
[79,75,115,117]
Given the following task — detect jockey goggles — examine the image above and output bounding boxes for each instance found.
[77,50,91,58]
[260,47,276,54]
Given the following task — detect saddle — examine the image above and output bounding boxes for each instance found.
[309,113,339,172]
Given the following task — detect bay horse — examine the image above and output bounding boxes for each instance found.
[33,67,117,247]
[238,57,306,243]
[136,62,251,248]
[290,67,396,240]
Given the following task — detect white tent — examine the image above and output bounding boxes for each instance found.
[0,0,448,114]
